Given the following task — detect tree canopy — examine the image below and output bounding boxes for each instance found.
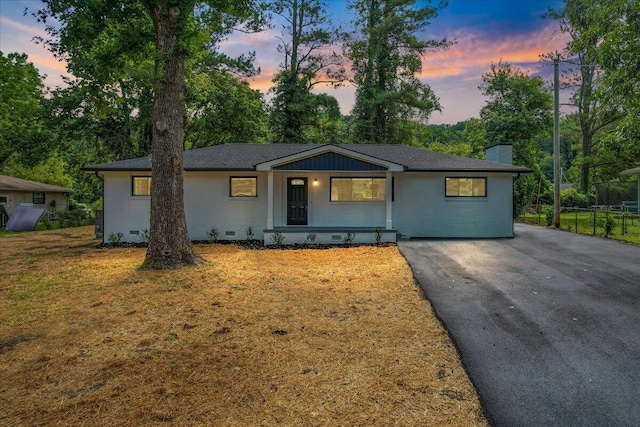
[3,0,639,235]
[480,62,553,210]
[545,0,624,192]
[0,52,52,168]
[34,0,265,269]
[345,0,450,144]
[268,0,345,143]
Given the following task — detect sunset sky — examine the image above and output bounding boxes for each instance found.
[0,0,569,124]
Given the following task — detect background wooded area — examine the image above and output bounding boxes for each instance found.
[1,0,638,214]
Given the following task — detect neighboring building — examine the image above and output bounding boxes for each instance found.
[83,144,530,244]
[0,174,72,220]
[620,167,640,213]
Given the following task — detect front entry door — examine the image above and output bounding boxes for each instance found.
[287,178,308,225]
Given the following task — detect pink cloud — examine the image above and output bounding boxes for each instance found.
[0,15,49,40]
[0,15,70,88]
[420,23,569,81]
[0,7,571,124]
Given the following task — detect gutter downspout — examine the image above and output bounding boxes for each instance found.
[94,171,105,243]
[513,173,521,236]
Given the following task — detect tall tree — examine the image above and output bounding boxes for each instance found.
[545,0,623,193]
[480,62,553,210]
[574,0,640,169]
[0,52,52,168]
[345,0,449,144]
[141,1,205,268]
[186,70,268,147]
[269,0,345,143]
[34,1,156,162]
[36,0,264,269]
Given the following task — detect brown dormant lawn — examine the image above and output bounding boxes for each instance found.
[0,227,487,426]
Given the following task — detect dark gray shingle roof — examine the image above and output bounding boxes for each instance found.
[83,144,531,173]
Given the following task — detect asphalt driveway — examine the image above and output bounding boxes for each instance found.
[398,223,640,427]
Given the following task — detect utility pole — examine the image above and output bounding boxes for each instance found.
[553,57,561,228]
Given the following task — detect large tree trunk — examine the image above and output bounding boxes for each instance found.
[579,131,592,193]
[141,3,204,270]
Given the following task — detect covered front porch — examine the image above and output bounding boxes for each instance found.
[256,145,404,245]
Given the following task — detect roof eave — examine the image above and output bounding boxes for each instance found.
[405,168,533,173]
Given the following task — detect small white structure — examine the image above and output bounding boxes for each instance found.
[620,167,640,213]
[84,144,530,244]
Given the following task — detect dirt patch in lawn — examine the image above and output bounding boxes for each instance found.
[0,227,487,426]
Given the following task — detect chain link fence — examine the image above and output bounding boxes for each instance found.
[518,181,640,243]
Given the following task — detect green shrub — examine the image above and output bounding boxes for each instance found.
[343,232,355,244]
[270,232,285,247]
[560,188,594,208]
[107,231,124,246]
[208,227,219,242]
[57,212,69,228]
[375,227,383,244]
[605,216,616,237]
[42,216,52,230]
[542,206,553,227]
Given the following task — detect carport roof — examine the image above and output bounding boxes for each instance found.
[83,143,532,173]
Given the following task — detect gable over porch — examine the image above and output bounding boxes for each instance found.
[255,145,404,244]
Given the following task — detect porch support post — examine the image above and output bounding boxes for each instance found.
[386,171,393,230]
[267,171,274,229]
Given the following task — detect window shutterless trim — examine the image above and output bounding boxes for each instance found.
[131,176,152,196]
[229,176,258,197]
[329,177,387,202]
[445,177,487,197]
[33,192,45,204]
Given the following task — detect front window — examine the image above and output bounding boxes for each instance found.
[230,177,257,197]
[445,177,487,197]
[132,176,152,196]
[33,192,45,204]
[330,178,386,202]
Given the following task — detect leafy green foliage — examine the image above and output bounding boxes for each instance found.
[0,52,53,168]
[542,206,554,226]
[480,62,553,210]
[576,0,640,144]
[270,231,286,246]
[544,1,624,192]
[2,155,73,189]
[345,0,449,144]
[34,1,155,161]
[269,0,345,144]
[187,71,268,147]
[304,93,346,144]
[480,62,552,166]
[270,70,317,143]
[560,188,594,208]
[208,227,220,242]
